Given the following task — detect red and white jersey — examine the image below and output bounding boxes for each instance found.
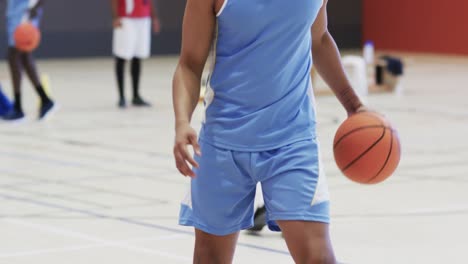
[117,0,151,18]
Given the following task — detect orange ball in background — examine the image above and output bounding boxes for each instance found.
[14,22,41,52]
[333,112,401,184]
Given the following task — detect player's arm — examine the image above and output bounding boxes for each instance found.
[149,0,161,33]
[110,0,121,28]
[172,0,216,177]
[311,0,365,115]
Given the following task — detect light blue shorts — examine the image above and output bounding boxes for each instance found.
[179,139,330,236]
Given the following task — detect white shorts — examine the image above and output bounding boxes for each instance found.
[113,17,151,60]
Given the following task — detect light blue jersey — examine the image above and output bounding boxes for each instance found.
[200,0,323,151]
[179,0,330,236]
[7,0,31,18]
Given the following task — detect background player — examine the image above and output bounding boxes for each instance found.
[111,0,161,108]
[3,0,55,121]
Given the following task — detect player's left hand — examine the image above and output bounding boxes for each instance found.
[356,105,371,113]
[152,19,161,33]
[348,105,372,117]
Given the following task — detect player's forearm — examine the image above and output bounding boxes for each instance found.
[173,64,202,127]
[312,32,363,114]
[150,0,159,20]
[110,0,119,19]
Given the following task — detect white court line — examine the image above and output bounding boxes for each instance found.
[2,219,190,262]
[334,205,468,219]
[0,233,186,258]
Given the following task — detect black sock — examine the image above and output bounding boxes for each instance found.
[115,57,125,101]
[131,57,141,99]
[35,85,51,104]
[14,92,22,112]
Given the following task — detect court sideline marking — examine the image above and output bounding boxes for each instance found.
[1,219,187,261]
[0,193,290,256]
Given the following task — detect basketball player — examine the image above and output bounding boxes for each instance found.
[3,0,55,121]
[173,0,369,262]
[111,0,161,108]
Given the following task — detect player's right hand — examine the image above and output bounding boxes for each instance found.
[152,18,161,33]
[113,18,122,28]
[173,123,201,178]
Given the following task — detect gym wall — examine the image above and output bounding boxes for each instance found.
[0,0,186,58]
[327,0,362,50]
[0,0,361,58]
[363,0,468,55]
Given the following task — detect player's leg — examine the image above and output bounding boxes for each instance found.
[131,57,140,100]
[277,220,336,264]
[179,141,256,263]
[258,139,334,263]
[4,47,25,121]
[3,0,26,120]
[113,18,133,107]
[132,17,151,106]
[20,52,42,91]
[20,51,55,119]
[21,7,55,119]
[115,56,126,107]
[130,57,150,106]
[194,229,239,263]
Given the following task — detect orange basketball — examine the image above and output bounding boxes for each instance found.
[14,23,41,52]
[333,112,401,184]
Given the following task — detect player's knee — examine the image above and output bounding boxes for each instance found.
[303,252,336,264]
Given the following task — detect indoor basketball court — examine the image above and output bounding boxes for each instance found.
[1,0,467,264]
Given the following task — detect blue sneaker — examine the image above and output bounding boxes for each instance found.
[0,86,12,117]
[38,100,56,120]
[2,108,25,122]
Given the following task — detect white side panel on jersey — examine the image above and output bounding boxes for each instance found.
[202,23,218,123]
[181,184,192,209]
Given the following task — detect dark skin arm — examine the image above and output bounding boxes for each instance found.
[149,0,161,33]
[110,0,122,28]
[311,0,367,116]
[172,0,223,177]
[29,0,45,19]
